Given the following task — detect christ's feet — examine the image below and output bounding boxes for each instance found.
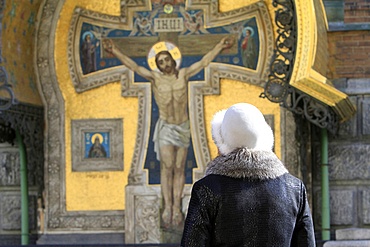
[162,207,172,228]
[172,207,183,226]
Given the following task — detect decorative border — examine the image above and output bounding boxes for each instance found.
[71,119,123,172]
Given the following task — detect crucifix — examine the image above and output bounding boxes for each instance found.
[103,33,233,227]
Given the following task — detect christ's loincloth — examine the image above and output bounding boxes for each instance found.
[153,119,191,161]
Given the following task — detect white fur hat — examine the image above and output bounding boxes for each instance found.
[211,103,274,155]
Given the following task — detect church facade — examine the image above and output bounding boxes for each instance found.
[0,0,368,245]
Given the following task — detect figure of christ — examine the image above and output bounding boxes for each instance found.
[103,37,233,227]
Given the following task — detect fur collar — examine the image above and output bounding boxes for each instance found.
[205,148,289,180]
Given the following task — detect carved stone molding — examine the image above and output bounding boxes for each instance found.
[0,100,44,193]
[35,0,124,234]
[0,193,37,231]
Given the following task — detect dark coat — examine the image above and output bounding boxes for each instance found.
[181,148,316,247]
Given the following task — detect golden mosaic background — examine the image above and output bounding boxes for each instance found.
[1,0,42,105]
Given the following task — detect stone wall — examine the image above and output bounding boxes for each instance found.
[312,69,370,238]
[0,142,39,245]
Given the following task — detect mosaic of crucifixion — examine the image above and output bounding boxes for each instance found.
[68,0,274,186]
